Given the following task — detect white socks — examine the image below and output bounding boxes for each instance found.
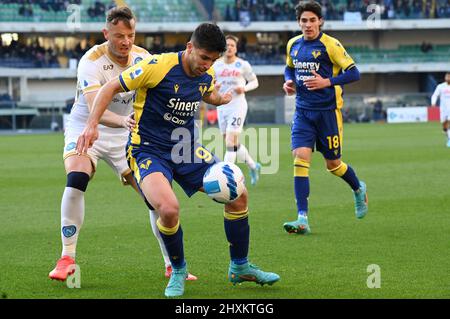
[60,187,85,258]
[225,145,256,169]
[224,149,237,163]
[149,209,171,268]
[236,144,256,169]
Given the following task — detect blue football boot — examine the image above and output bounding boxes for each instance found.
[283,215,311,234]
[249,163,261,186]
[354,181,368,219]
[164,265,187,297]
[228,262,280,286]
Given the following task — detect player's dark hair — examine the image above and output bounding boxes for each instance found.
[106,6,135,28]
[295,1,323,20]
[191,23,226,53]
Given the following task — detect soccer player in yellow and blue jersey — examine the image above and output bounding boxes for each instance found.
[283,1,368,235]
[77,23,279,297]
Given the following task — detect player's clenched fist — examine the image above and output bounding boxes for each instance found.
[220,90,233,105]
[283,80,296,95]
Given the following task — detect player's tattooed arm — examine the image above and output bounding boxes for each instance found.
[84,85,135,130]
[76,77,124,154]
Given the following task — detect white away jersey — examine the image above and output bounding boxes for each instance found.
[70,42,150,135]
[213,57,258,110]
[432,82,450,109]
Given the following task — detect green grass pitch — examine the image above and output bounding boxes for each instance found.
[0,122,449,299]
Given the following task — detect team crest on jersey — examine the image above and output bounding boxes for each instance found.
[235,61,242,68]
[134,57,143,65]
[198,85,208,96]
[129,67,143,80]
[140,159,152,170]
[174,84,180,93]
[312,50,321,59]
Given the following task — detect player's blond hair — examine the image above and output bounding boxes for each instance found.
[225,35,239,45]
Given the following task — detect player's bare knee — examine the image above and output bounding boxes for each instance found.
[326,159,341,171]
[293,148,311,162]
[157,202,179,223]
[225,188,248,212]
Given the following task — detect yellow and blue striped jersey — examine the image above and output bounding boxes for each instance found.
[119,51,215,149]
[286,32,355,110]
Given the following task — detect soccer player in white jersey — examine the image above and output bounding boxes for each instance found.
[48,7,196,281]
[431,72,450,147]
[213,35,261,185]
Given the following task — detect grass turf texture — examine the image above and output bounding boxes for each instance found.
[0,122,449,299]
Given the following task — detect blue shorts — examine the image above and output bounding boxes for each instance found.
[291,108,344,160]
[127,142,219,197]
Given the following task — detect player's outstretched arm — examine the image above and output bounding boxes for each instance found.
[76,78,123,154]
[84,90,135,130]
[203,87,233,106]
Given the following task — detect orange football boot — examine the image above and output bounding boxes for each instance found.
[49,256,76,281]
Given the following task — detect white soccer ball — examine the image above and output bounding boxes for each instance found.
[203,162,245,204]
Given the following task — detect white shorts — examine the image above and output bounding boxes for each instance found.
[63,120,131,183]
[440,105,450,123]
[217,103,248,134]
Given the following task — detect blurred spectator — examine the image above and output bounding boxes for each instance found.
[201,0,215,20]
[224,4,234,21]
[421,41,433,53]
[19,4,33,17]
[372,99,384,121]
[88,1,106,18]
[342,108,351,123]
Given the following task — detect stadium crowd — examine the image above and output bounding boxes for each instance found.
[2,0,450,20]
[2,0,80,17]
[222,0,450,21]
[1,1,449,68]
[2,0,116,19]
[0,39,76,68]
